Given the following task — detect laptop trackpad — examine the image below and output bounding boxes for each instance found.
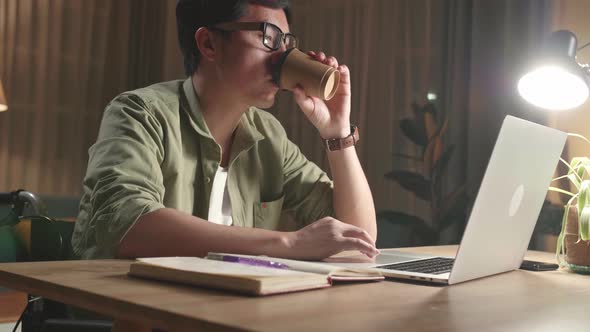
[373,253,429,265]
[322,251,432,268]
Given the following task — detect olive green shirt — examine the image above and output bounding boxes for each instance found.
[72,79,334,259]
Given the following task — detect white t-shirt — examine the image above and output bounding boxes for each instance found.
[207,167,233,226]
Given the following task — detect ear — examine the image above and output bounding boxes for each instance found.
[195,27,218,62]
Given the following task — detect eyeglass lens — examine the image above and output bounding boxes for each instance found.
[263,23,297,50]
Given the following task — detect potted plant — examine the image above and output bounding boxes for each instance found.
[377,102,469,247]
[549,134,590,274]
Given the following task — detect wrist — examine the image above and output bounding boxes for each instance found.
[272,231,296,258]
[320,125,351,140]
[323,125,359,152]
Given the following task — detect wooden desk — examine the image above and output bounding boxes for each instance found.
[0,246,588,332]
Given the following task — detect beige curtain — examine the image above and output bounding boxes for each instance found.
[279,0,555,243]
[276,0,471,227]
[0,0,556,243]
[466,0,554,195]
[0,0,175,197]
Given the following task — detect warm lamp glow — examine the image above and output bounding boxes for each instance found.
[518,66,589,111]
[0,79,7,112]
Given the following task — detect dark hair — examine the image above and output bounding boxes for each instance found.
[176,0,291,77]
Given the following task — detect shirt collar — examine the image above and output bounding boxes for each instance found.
[182,78,214,139]
[182,78,264,155]
[230,112,265,163]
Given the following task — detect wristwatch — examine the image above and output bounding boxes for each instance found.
[323,125,360,151]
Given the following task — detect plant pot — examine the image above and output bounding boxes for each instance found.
[565,206,590,274]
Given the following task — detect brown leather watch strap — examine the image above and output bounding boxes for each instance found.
[324,125,360,151]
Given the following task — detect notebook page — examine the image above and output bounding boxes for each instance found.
[137,257,312,277]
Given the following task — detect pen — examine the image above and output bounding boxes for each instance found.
[206,253,290,270]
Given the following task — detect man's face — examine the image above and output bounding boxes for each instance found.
[214,5,290,109]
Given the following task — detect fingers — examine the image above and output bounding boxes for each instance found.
[326,56,338,68]
[307,51,340,68]
[308,217,379,258]
[292,86,315,116]
[338,223,379,257]
[337,64,351,85]
[307,51,350,88]
[342,226,376,246]
[339,237,380,258]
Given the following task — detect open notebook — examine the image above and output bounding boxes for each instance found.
[128,254,383,296]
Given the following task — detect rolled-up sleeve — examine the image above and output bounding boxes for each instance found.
[73,94,166,258]
[282,136,335,226]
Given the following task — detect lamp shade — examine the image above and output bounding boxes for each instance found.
[518,30,590,111]
[0,79,7,112]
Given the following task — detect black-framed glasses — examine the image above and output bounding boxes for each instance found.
[211,21,297,51]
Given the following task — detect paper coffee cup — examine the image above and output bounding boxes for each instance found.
[272,48,340,100]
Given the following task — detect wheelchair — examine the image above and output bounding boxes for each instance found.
[1,189,113,332]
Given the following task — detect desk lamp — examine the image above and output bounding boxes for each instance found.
[518,30,590,110]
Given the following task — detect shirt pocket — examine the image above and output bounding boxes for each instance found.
[253,195,285,231]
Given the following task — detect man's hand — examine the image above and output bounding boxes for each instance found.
[292,51,351,139]
[281,217,380,260]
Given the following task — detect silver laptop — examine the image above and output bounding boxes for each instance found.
[328,115,566,285]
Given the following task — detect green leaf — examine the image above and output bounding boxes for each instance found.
[570,157,590,180]
[552,174,571,182]
[579,206,590,241]
[547,186,575,197]
[560,157,572,169]
[384,171,432,200]
[562,158,579,177]
[576,157,590,179]
[579,181,590,215]
[567,158,585,184]
[568,174,581,191]
[400,118,427,147]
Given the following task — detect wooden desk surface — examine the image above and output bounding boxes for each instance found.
[0,246,588,332]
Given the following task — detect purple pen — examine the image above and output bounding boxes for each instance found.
[207,253,289,269]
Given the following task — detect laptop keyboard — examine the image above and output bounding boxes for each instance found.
[378,257,455,275]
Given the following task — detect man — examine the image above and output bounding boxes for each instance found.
[72,0,378,261]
